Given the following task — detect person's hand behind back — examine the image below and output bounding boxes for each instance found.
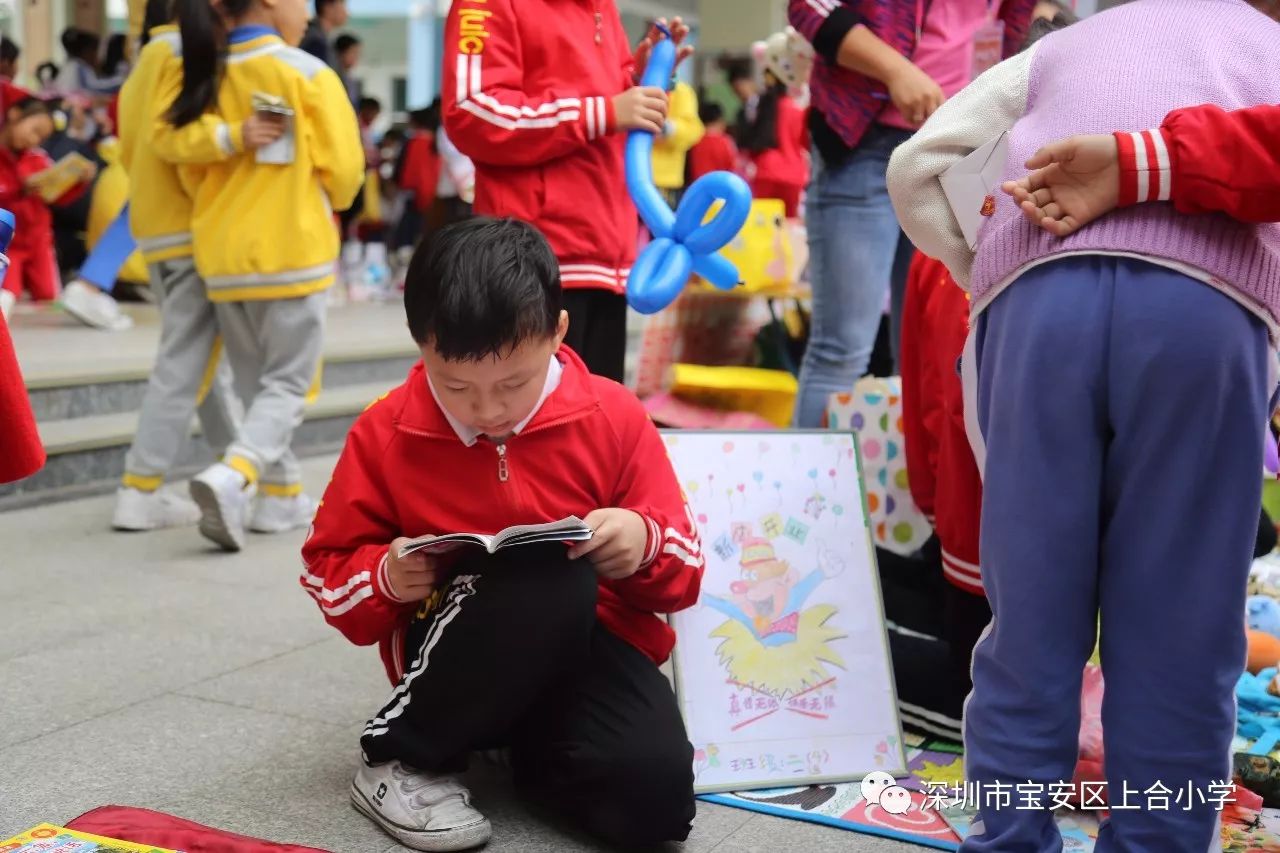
[1002,134,1121,237]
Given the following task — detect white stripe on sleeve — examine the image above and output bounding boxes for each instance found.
[1149,129,1172,202]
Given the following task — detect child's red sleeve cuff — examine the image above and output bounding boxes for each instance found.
[580,95,614,141]
[638,512,662,569]
[602,95,617,137]
[1113,128,1173,207]
[374,549,413,604]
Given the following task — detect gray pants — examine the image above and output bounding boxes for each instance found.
[216,292,325,491]
[123,259,242,490]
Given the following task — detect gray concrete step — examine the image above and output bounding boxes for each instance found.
[0,380,395,511]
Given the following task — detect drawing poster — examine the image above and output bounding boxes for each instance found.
[664,431,906,793]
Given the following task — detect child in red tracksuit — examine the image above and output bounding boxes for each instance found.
[441,1,686,383]
[0,95,92,320]
[893,252,990,741]
[301,218,703,853]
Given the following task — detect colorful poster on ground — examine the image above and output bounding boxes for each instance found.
[664,431,904,792]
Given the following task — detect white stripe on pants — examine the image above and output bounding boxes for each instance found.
[216,292,325,486]
[124,259,242,480]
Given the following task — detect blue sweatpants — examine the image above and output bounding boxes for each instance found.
[963,257,1271,852]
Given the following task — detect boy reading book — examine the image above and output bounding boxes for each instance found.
[300,217,704,852]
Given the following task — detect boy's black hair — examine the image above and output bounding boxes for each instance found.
[1,36,20,64]
[315,0,342,13]
[698,101,724,126]
[404,217,562,360]
[359,96,382,114]
[61,27,100,62]
[334,33,360,54]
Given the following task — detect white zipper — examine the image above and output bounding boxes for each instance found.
[496,442,509,482]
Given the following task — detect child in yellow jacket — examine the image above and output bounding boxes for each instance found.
[173,0,363,552]
[112,11,287,533]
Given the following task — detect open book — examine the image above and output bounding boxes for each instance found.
[26,151,95,203]
[397,516,593,559]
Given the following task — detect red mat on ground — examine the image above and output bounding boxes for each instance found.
[67,806,331,853]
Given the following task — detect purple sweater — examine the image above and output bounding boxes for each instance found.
[971,0,1280,322]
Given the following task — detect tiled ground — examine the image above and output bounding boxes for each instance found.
[0,454,915,852]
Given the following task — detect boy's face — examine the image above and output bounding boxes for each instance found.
[422,311,569,440]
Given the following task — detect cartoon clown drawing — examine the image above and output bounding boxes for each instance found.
[703,535,846,698]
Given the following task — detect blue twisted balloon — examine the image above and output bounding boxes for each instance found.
[624,31,752,315]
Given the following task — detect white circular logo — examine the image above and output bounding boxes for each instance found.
[859,771,897,805]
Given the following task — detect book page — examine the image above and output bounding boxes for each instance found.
[27,152,94,203]
[397,532,492,559]
[492,516,592,549]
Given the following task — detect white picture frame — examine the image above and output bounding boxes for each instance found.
[663,430,907,793]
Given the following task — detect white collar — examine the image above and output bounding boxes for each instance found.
[427,355,563,447]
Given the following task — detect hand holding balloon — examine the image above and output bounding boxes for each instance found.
[613,87,668,135]
[624,27,752,315]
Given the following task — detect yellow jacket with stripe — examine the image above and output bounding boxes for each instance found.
[178,31,364,302]
[119,25,246,264]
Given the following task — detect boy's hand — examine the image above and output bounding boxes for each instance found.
[242,112,287,150]
[613,87,669,134]
[633,17,694,82]
[568,509,650,580]
[1002,134,1120,238]
[886,59,945,127]
[385,538,442,602]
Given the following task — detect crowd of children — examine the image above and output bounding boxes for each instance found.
[5,1,1280,852]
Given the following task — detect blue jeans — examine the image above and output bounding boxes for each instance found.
[793,127,913,427]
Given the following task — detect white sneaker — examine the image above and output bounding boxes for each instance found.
[189,462,256,551]
[250,493,317,534]
[351,761,491,852]
[0,288,13,323]
[60,280,133,331]
[112,486,202,531]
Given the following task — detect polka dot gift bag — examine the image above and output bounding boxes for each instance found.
[826,377,932,556]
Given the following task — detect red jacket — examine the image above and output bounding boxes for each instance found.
[442,0,637,293]
[900,253,982,596]
[300,347,704,684]
[1118,104,1280,223]
[688,130,738,183]
[0,308,43,484]
[0,145,87,303]
[397,131,441,214]
[751,95,809,189]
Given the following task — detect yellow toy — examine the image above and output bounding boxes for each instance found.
[708,198,795,293]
